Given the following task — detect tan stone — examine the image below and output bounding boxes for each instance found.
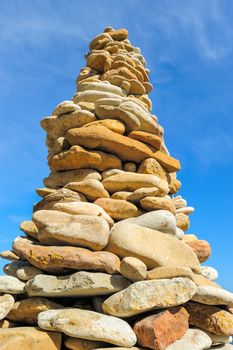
[120,257,147,282]
[129,131,162,150]
[123,162,137,172]
[167,328,212,350]
[83,119,125,134]
[52,100,80,116]
[0,295,14,321]
[186,302,233,336]
[140,196,176,214]
[111,191,132,200]
[48,145,122,172]
[76,67,100,83]
[65,337,106,350]
[102,277,196,317]
[44,169,101,188]
[38,308,136,347]
[138,158,169,182]
[33,210,110,250]
[192,286,233,306]
[65,179,109,201]
[0,250,19,261]
[0,276,25,294]
[94,198,140,220]
[77,81,125,97]
[153,151,181,172]
[106,223,200,271]
[89,33,113,50]
[53,201,114,226]
[127,187,165,202]
[176,213,190,231]
[0,327,61,350]
[102,168,123,179]
[86,51,111,73]
[3,260,42,281]
[26,271,130,297]
[0,320,16,328]
[20,220,38,240]
[13,236,120,274]
[7,297,61,324]
[134,307,189,350]
[186,240,211,263]
[108,28,128,41]
[36,188,56,197]
[66,126,154,163]
[182,234,198,242]
[102,172,169,194]
[33,188,87,212]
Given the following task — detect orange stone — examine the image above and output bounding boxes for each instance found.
[128,131,162,150]
[186,240,211,263]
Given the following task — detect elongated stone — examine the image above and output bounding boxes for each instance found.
[166,328,212,350]
[38,308,137,347]
[102,277,196,317]
[120,257,147,282]
[140,196,176,214]
[65,337,106,350]
[44,169,101,188]
[65,179,109,200]
[94,198,140,220]
[0,295,14,321]
[0,250,19,261]
[25,271,130,297]
[192,286,233,306]
[0,276,25,294]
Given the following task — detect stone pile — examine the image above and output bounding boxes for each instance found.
[0,27,232,350]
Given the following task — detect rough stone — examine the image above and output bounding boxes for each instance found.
[0,250,19,261]
[138,158,169,182]
[176,213,190,231]
[120,257,147,282]
[128,131,162,150]
[65,179,109,201]
[36,187,56,197]
[140,196,176,214]
[200,266,218,281]
[186,240,211,263]
[0,276,25,294]
[83,119,125,134]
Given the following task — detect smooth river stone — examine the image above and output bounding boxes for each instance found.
[65,337,106,350]
[36,187,56,198]
[192,286,233,306]
[53,202,114,227]
[186,302,233,336]
[13,236,120,274]
[52,100,81,116]
[25,271,130,297]
[205,332,232,346]
[0,250,19,261]
[83,119,126,134]
[134,306,189,350]
[0,276,25,294]
[44,169,102,189]
[138,158,169,182]
[65,179,109,201]
[33,210,110,250]
[127,187,165,202]
[38,308,137,347]
[186,240,211,263]
[102,172,169,194]
[166,329,212,350]
[0,295,14,321]
[4,260,42,281]
[139,196,176,214]
[94,198,141,220]
[0,327,61,350]
[128,130,162,150]
[102,277,197,317]
[105,223,200,271]
[20,220,38,240]
[48,145,122,172]
[120,257,147,282]
[7,297,61,324]
[200,266,218,281]
[66,125,154,163]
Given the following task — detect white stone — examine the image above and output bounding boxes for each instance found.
[0,276,25,294]
[192,286,233,306]
[200,266,218,281]
[167,329,212,350]
[0,294,14,321]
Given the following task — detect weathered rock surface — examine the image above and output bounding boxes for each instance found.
[0,276,25,294]
[140,196,176,214]
[94,198,140,220]
[186,240,211,263]
[20,220,38,239]
[200,266,218,281]
[102,277,196,317]
[38,308,137,347]
[64,337,106,350]
[192,286,233,306]
[65,179,109,200]
[0,250,19,261]
[166,328,212,350]
[0,295,14,321]
[44,169,102,188]
[120,257,147,282]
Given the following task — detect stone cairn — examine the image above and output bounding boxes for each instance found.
[0,27,233,350]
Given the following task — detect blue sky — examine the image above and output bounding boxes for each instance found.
[0,0,233,289]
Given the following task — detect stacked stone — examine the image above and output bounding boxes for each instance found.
[0,27,233,350]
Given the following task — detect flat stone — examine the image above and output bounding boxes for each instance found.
[74,90,122,105]
[166,328,212,350]
[25,271,130,297]
[4,260,42,281]
[153,150,181,172]
[0,250,19,261]
[209,345,233,349]
[0,320,16,328]
[83,119,125,134]
[127,187,167,202]
[38,308,136,347]
[77,81,125,97]
[7,297,61,324]
[192,286,233,306]
[0,276,25,294]
[36,188,56,197]
[102,168,123,179]
[176,213,190,231]
[138,158,169,182]
[65,337,106,350]
[0,295,14,321]
[128,131,162,150]
[205,331,232,346]
[13,236,120,274]
[186,240,211,263]
[134,307,189,350]
[34,188,87,211]
[53,201,114,226]
[102,277,196,317]
[121,210,177,235]
[120,257,147,282]
[94,198,140,220]
[66,125,154,163]
[200,266,218,281]
[52,100,81,116]
[108,28,128,40]
[0,327,61,350]
[65,179,109,201]
[111,191,132,200]
[102,172,169,194]
[105,223,200,271]
[48,145,122,172]
[182,234,198,242]
[20,220,38,240]
[140,196,176,214]
[186,302,233,336]
[33,210,110,250]
[172,196,187,209]
[176,207,195,215]
[44,169,101,189]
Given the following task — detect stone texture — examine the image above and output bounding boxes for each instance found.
[205,332,232,346]
[94,198,140,220]
[140,196,176,214]
[13,236,120,274]
[83,119,125,134]
[133,307,189,350]
[65,337,106,350]
[66,125,154,163]
[44,169,101,188]
[106,222,200,271]
[0,320,16,328]
[102,277,197,317]
[192,286,233,306]
[49,145,122,172]
[0,276,25,294]
[38,308,137,347]
[166,328,212,350]
[200,266,218,281]
[176,213,190,231]
[0,295,14,321]
[0,327,61,350]
[128,130,162,150]
[65,179,110,201]
[25,271,130,297]
[20,220,38,240]
[7,297,61,324]
[33,210,110,250]
[138,158,169,182]
[120,257,147,282]
[5,260,42,281]
[127,187,166,201]
[0,250,19,261]
[36,187,56,197]
[186,302,233,336]
[186,240,211,263]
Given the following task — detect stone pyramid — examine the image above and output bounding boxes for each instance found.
[0,27,233,350]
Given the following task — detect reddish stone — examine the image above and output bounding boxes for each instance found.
[186,240,211,263]
[133,306,189,350]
